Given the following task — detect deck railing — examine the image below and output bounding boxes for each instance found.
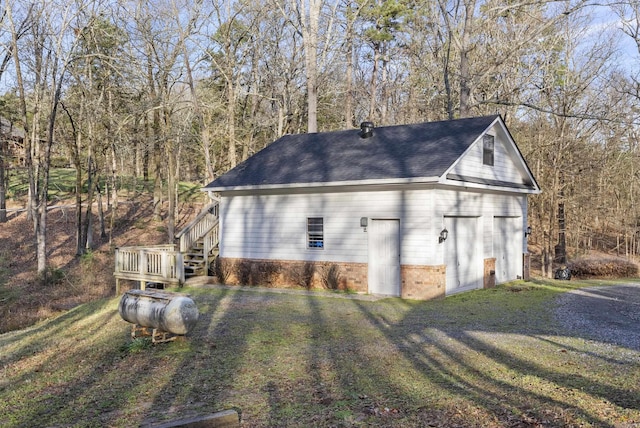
[114,203,220,293]
[114,245,185,293]
[176,202,219,253]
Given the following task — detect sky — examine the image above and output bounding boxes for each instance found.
[587,4,639,74]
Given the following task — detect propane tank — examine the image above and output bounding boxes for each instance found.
[119,289,199,335]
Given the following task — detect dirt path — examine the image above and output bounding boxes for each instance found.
[554,283,640,351]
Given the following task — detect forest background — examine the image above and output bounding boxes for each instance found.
[1,0,640,281]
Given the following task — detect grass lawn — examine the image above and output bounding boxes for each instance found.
[6,168,204,202]
[0,280,639,427]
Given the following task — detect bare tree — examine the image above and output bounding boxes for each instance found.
[0,3,32,223]
[8,0,86,278]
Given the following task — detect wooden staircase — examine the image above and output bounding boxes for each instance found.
[176,203,219,279]
[115,202,219,292]
[183,236,219,278]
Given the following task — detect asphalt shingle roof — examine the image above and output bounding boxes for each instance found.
[204,115,500,190]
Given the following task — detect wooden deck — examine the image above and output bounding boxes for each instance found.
[114,245,185,293]
[114,202,219,294]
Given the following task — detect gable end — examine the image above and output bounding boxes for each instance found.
[444,117,539,193]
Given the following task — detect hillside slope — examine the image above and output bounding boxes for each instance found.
[0,198,202,333]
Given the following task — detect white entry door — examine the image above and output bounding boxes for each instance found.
[445,216,480,295]
[493,216,521,283]
[368,219,401,296]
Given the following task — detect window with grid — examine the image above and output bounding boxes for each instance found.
[483,134,495,166]
[307,217,324,249]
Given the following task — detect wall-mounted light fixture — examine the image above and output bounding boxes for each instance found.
[524,226,532,238]
[360,217,368,232]
[439,228,448,243]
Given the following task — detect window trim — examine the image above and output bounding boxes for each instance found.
[307,217,324,249]
[483,134,495,166]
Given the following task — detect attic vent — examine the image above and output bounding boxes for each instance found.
[360,121,374,138]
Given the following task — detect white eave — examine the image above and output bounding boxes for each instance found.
[202,176,442,193]
[439,176,541,194]
[202,174,540,195]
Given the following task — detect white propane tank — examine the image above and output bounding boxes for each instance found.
[118,289,199,335]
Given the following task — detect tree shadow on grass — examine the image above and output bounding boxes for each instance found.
[0,288,249,427]
[348,285,640,426]
[182,284,640,427]
[135,288,261,426]
[6,283,638,427]
[0,299,132,426]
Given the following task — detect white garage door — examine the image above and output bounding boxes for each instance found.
[368,219,401,296]
[493,216,521,284]
[445,216,481,295]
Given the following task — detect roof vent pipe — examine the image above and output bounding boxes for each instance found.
[360,121,374,138]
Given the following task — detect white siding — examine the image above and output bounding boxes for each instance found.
[220,189,435,265]
[449,125,526,185]
[493,216,523,283]
[219,187,527,274]
[433,189,526,264]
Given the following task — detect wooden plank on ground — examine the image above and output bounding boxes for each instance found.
[146,409,240,428]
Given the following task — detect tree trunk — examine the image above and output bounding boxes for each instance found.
[369,43,380,122]
[344,11,354,128]
[555,199,567,264]
[108,102,119,244]
[380,44,389,125]
[97,184,106,239]
[202,126,215,180]
[306,0,320,133]
[166,134,176,242]
[183,44,215,181]
[60,102,84,256]
[227,77,237,168]
[83,155,95,251]
[290,0,321,133]
[458,0,476,118]
[0,137,7,223]
[143,113,150,182]
[153,144,163,222]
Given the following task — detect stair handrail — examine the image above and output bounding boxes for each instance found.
[176,202,219,253]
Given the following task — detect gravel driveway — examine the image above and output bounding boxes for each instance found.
[554,283,640,350]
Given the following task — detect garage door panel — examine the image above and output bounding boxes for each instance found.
[445,216,481,294]
[494,217,521,284]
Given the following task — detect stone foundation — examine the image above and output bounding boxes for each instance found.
[483,258,496,289]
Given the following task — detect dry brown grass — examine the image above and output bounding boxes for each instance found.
[0,198,202,333]
[527,244,640,279]
[568,256,639,278]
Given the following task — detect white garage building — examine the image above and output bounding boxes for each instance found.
[203,115,540,299]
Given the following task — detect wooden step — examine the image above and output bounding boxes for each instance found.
[184,252,204,258]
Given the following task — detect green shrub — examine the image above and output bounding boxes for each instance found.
[568,256,638,278]
[120,337,153,354]
[39,266,66,286]
[80,250,95,267]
